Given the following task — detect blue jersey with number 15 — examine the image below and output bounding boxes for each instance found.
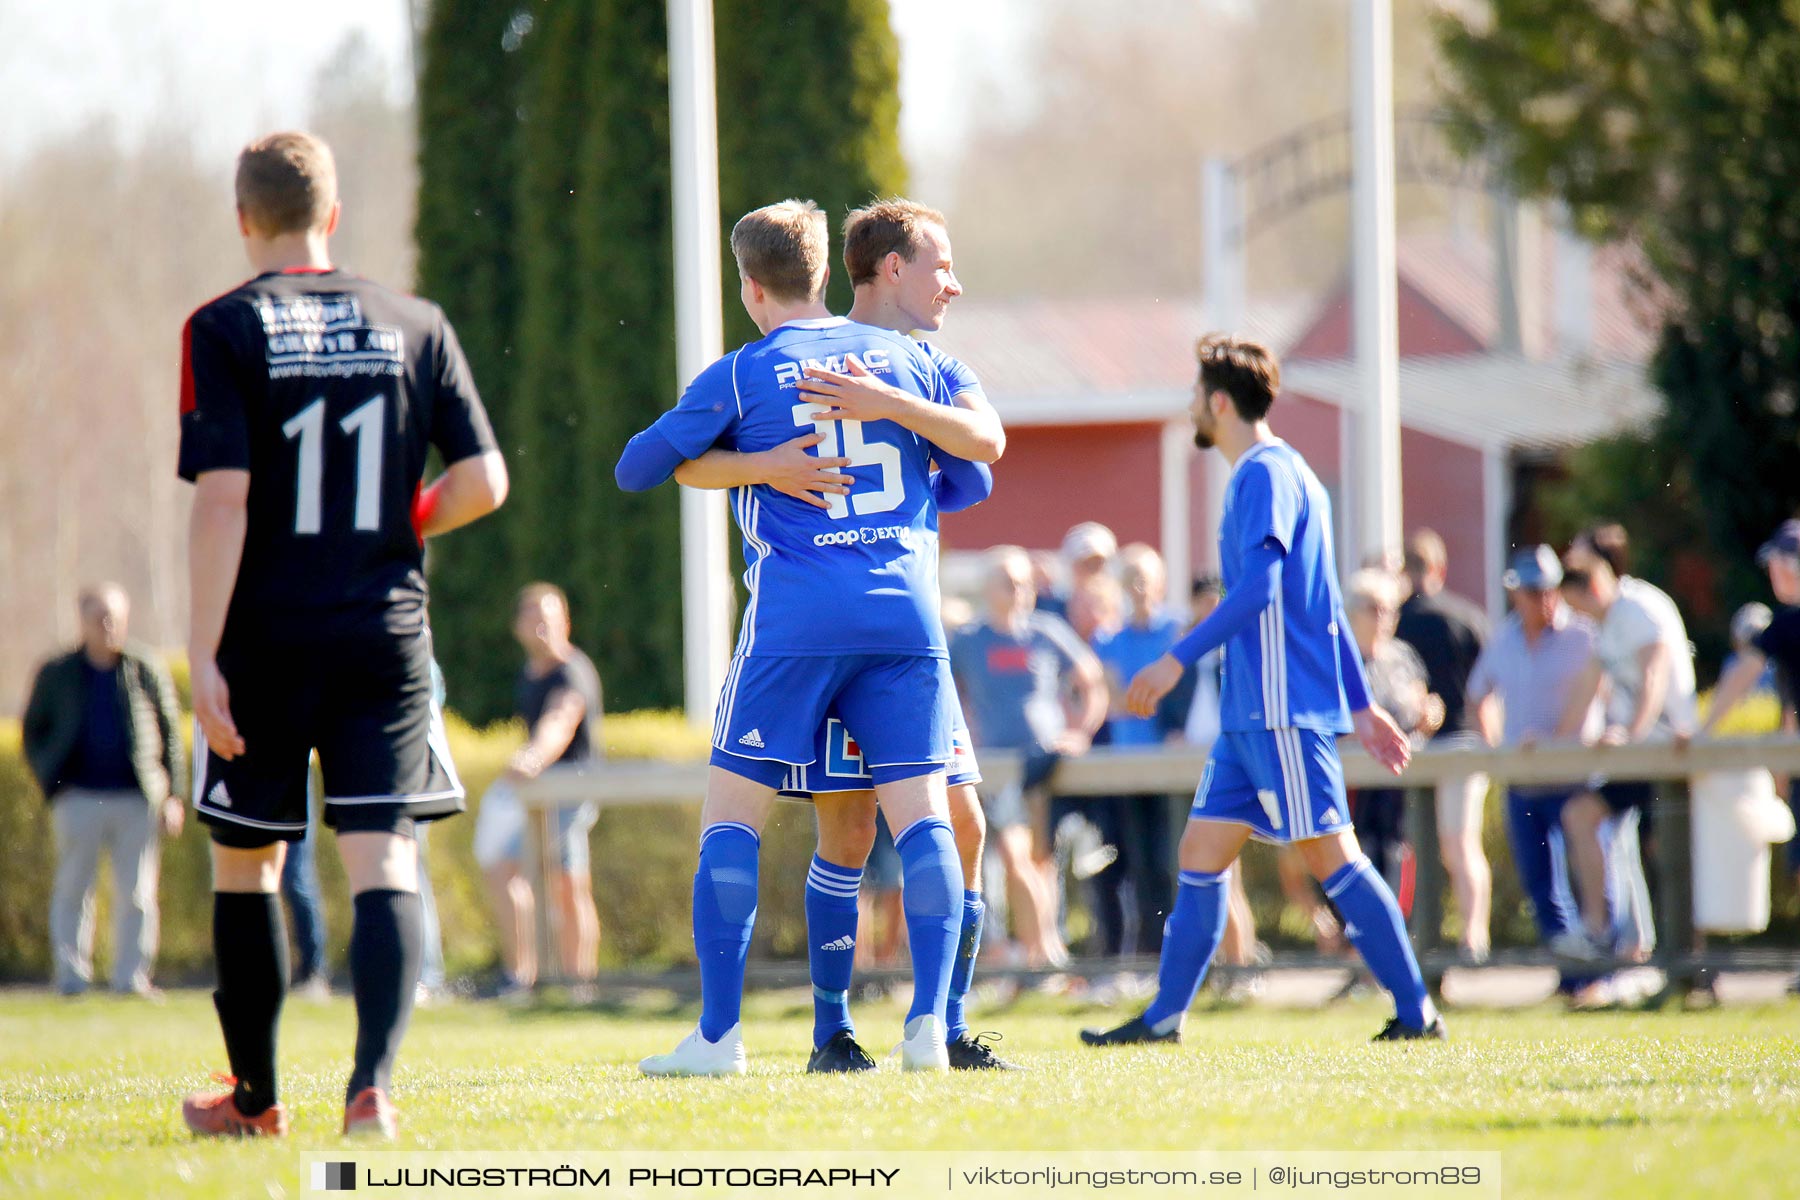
[645,316,957,659]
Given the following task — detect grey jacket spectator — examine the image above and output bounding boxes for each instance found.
[21,585,183,997]
[23,646,182,806]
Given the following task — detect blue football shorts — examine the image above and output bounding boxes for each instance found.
[711,653,953,790]
[1190,727,1353,844]
[778,708,980,800]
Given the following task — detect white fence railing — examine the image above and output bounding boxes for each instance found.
[516,736,1800,806]
[511,736,1800,992]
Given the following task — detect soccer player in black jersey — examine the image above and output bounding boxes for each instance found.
[177,132,507,1139]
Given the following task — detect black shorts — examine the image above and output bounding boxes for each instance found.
[193,627,463,849]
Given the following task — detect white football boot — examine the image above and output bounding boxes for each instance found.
[894,1014,950,1072]
[639,1023,747,1076]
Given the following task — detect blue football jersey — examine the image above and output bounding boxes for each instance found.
[648,317,955,658]
[1217,440,1353,733]
[918,341,984,404]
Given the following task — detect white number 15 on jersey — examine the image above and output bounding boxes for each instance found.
[791,403,903,520]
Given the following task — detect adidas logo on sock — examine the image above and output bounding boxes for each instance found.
[207,781,232,809]
[738,729,766,749]
[819,935,855,952]
[1343,922,1362,939]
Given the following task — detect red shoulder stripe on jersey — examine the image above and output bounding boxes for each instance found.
[410,481,427,547]
[180,316,196,416]
[280,265,335,274]
[181,275,261,416]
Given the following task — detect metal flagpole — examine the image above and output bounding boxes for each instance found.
[1350,0,1402,562]
[668,0,732,725]
[1199,158,1246,572]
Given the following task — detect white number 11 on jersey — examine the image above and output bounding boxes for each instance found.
[282,394,386,535]
[791,403,903,520]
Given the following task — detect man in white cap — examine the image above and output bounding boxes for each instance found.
[1039,522,1118,620]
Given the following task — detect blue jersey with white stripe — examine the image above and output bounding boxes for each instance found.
[919,341,983,404]
[1218,440,1353,733]
[646,317,953,658]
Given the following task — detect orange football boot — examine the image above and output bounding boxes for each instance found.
[343,1086,398,1139]
[181,1074,290,1138]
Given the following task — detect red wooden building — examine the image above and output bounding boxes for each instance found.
[935,231,1661,615]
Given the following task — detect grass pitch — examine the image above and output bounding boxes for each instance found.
[0,987,1795,1199]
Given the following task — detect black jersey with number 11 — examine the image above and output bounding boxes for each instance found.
[178,267,497,643]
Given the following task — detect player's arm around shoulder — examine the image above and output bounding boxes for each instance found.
[798,339,1004,463]
[926,342,1007,462]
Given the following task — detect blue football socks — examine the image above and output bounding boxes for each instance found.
[693,822,760,1043]
[1142,869,1231,1034]
[1324,855,1433,1029]
[893,816,962,1027]
[805,854,862,1048]
[945,891,985,1041]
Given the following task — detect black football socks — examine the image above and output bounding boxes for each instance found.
[212,891,288,1117]
[347,888,423,1102]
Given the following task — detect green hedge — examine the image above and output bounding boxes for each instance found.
[0,708,841,985]
[3,709,1792,985]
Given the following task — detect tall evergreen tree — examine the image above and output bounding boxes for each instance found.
[570,0,682,711]
[415,1,530,720]
[417,0,907,715]
[715,0,907,345]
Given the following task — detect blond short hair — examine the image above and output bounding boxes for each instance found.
[730,199,829,303]
[236,131,337,237]
[842,198,947,287]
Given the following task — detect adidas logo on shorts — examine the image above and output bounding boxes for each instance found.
[819,935,855,952]
[207,781,232,809]
[738,729,766,749]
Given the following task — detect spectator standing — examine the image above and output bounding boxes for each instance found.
[22,584,183,999]
[1090,545,1184,955]
[1066,569,1122,647]
[1041,522,1117,620]
[1697,520,1800,995]
[472,584,604,997]
[1464,547,1609,1002]
[1028,551,1065,619]
[1555,525,1697,960]
[1345,569,1443,888]
[1395,529,1493,965]
[951,546,1108,969]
